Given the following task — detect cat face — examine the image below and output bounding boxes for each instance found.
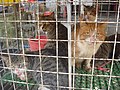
[83,5,98,21]
[79,22,107,45]
[38,12,55,32]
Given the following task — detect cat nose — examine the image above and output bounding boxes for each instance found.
[83,15,88,21]
[90,36,96,42]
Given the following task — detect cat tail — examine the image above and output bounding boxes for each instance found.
[38,86,50,90]
[0,54,9,61]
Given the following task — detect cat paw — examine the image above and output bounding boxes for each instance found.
[76,63,81,69]
[85,66,92,72]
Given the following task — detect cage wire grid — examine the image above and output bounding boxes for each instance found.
[0,0,120,90]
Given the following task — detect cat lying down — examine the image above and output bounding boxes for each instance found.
[1,12,69,90]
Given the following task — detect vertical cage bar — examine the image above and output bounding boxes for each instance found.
[80,0,84,14]
[108,2,120,90]
[67,0,72,89]
[72,0,77,89]
[90,0,98,89]
[19,2,29,90]
[36,1,44,89]
[55,0,59,89]
[13,2,19,50]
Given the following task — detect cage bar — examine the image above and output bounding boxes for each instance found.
[0,0,120,90]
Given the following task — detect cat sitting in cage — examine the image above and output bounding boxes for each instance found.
[71,4,109,72]
[71,15,108,71]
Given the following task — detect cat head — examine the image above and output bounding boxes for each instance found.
[78,17,107,45]
[1,54,10,70]
[1,54,28,67]
[38,12,55,32]
[83,4,99,21]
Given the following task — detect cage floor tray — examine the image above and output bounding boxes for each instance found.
[75,61,120,89]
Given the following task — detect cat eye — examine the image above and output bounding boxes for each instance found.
[97,32,104,36]
[45,23,50,25]
[39,23,43,26]
[86,32,89,35]
[97,33,100,35]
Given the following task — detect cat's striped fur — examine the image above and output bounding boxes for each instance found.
[1,13,69,90]
[94,34,120,67]
[28,13,69,90]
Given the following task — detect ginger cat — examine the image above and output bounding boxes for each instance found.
[72,16,107,71]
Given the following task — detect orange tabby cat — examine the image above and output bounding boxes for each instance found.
[72,17,107,71]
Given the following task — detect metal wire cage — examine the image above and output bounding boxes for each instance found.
[0,0,120,90]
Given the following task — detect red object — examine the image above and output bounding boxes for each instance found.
[20,7,24,12]
[29,35,47,51]
[44,11,54,16]
[96,61,111,72]
[28,0,35,3]
[63,6,67,18]
[97,67,110,72]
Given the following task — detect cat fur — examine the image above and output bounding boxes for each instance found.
[71,16,107,71]
[1,13,69,90]
[94,34,120,67]
[28,13,69,90]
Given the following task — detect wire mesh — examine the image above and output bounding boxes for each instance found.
[0,0,120,90]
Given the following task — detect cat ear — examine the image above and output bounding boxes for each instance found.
[83,4,88,11]
[36,13,44,20]
[91,7,97,15]
[83,4,96,11]
[48,12,54,19]
[1,54,9,62]
[94,4,99,12]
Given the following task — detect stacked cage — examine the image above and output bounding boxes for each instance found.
[0,0,120,90]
